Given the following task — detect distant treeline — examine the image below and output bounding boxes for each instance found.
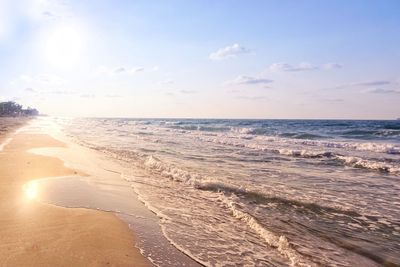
[0,101,39,117]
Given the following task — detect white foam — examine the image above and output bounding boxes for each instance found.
[144,155,202,185]
[124,175,211,267]
[219,195,315,267]
[0,137,12,151]
[335,156,400,173]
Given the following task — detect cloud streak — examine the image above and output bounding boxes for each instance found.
[209,43,250,61]
[367,88,400,94]
[180,90,197,94]
[25,87,35,92]
[20,74,64,85]
[80,94,95,98]
[159,80,174,85]
[269,62,342,72]
[225,75,273,86]
[235,95,268,101]
[269,62,318,72]
[98,66,145,75]
[332,80,392,89]
[322,63,343,70]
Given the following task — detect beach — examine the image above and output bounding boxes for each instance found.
[1,116,399,266]
[0,118,151,266]
[2,0,399,265]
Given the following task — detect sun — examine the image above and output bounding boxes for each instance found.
[45,25,83,67]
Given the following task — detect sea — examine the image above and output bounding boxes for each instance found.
[54,118,400,266]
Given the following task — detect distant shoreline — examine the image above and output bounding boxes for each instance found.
[44,116,400,121]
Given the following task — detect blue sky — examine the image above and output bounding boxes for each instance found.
[0,0,399,119]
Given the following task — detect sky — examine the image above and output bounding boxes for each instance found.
[0,0,399,119]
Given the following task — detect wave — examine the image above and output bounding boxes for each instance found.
[134,155,397,266]
[137,155,395,266]
[204,133,400,155]
[335,156,400,173]
[200,137,400,173]
[383,124,400,130]
[277,149,400,173]
[168,125,231,132]
[140,155,381,219]
[232,128,326,139]
[168,122,400,140]
[137,156,319,266]
[340,129,400,138]
[77,131,400,175]
[144,155,202,185]
[196,182,360,217]
[279,132,327,139]
[218,195,314,266]
[256,136,400,155]
[341,129,378,136]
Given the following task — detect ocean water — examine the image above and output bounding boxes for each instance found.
[56,118,400,266]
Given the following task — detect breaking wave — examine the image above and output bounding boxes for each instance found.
[200,137,400,173]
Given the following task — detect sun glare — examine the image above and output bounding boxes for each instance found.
[23,181,39,200]
[45,25,83,67]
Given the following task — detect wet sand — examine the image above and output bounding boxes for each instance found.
[0,130,151,266]
[0,117,29,141]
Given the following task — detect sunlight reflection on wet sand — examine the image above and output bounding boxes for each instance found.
[23,180,39,200]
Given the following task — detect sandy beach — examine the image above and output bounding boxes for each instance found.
[0,120,151,266]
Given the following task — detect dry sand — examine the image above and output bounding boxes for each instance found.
[0,130,151,266]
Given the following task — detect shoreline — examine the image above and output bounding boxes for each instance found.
[24,119,203,267]
[0,127,151,266]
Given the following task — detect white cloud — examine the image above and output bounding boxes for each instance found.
[269,62,318,72]
[322,63,343,69]
[159,79,174,85]
[42,11,55,18]
[30,0,72,20]
[209,43,250,61]
[20,74,64,85]
[131,67,144,73]
[355,81,391,87]
[24,88,76,96]
[225,75,273,86]
[98,66,145,75]
[47,89,76,95]
[235,95,268,101]
[332,80,392,90]
[180,90,196,94]
[113,67,126,73]
[25,87,36,92]
[269,62,343,72]
[80,94,95,98]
